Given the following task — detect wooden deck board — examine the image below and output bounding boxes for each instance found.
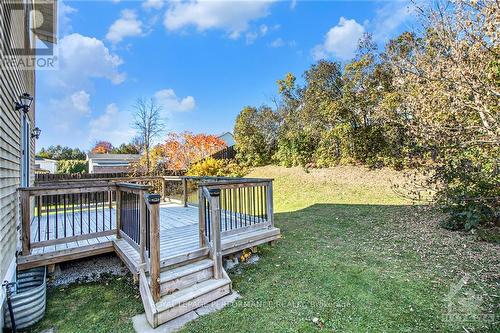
[21,202,279,270]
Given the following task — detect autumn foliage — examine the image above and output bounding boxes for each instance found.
[161,132,226,170]
[91,141,113,154]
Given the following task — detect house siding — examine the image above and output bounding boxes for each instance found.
[0,0,36,304]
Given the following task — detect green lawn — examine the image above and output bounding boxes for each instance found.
[29,166,499,333]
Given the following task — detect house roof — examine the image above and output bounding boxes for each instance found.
[35,157,57,162]
[87,153,140,161]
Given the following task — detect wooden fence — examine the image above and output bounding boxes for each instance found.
[209,145,236,160]
[35,170,184,183]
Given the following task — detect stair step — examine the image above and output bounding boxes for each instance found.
[156,278,231,313]
[160,259,213,282]
[158,259,214,295]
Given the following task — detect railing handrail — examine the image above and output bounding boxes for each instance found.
[116,182,151,191]
[18,182,116,193]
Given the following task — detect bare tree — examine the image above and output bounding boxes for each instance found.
[132,98,164,173]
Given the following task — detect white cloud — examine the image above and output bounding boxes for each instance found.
[70,91,91,115]
[245,24,268,44]
[143,0,164,10]
[46,33,125,91]
[106,10,143,44]
[154,89,196,112]
[164,0,275,38]
[270,37,296,48]
[37,90,92,136]
[372,1,414,43]
[290,0,297,10]
[270,38,285,47]
[88,104,137,145]
[58,0,77,36]
[312,17,365,61]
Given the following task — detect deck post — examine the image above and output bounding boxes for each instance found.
[161,178,167,202]
[139,190,146,264]
[209,189,223,279]
[116,189,121,238]
[198,188,206,248]
[182,178,188,207]
[148,195,161,303]
[266,181,274,228]
[20,190,31,256]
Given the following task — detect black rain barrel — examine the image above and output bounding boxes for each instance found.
[3,267,47,330]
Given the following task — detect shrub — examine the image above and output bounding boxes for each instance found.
[187,158,248,177]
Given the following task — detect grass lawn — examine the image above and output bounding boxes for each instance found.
[29,166,499,332]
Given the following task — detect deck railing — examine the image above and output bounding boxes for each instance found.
[199,178,274,278]
[199,179,274,235]
[19,183,118,256]
[143,193,161,302]
[114,182,161,302]
[115,183,149,251]
[19,175,274,299]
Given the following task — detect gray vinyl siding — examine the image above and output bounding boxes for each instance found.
[0,1,36,282]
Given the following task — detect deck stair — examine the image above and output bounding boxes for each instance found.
[140,256,232,327]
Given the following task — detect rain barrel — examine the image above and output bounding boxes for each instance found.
[3,267,47,330]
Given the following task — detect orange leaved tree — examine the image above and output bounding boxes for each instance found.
[161,132,226,170]
[91,141,113,154]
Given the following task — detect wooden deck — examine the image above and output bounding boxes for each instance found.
[19,202,280,271]
[18,176,280,327]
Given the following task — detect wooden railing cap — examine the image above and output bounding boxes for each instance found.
[115,182,151,190]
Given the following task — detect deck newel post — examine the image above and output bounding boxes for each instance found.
[139,190,146,264]
[20,190,31,256]
[198,187,206,248]
[209,189,223,279]
[148,195,161,303]
[266,181,274,228]
[161,178,166,202]
[115,188,121,238]
[182,178,188,207]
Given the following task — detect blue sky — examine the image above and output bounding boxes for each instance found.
[36,0,415,151]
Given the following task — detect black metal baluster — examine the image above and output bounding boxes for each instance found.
[88,193,91,234]
[37,196,41,242]
[260,186,265,222]
[109,191,112,230]
[95,192,98,232]
[80,193,83,235]
[63,194,67,237]
[223,189,227,232]
[55,194,58,239]
[102,191,105,231]
[46,195,49,241]
[252,186,256,225]
[72,193,75,236]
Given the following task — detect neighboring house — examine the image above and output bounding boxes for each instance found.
[35,157,57,173]
[0,0,57,328]
[87,153,140,174]
[218,132,235,147]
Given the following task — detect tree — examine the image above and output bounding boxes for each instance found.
[37,145,86,160]
[57,160,88,174]
[91,141,113,154]
[160,132,226,170]
[111,143,141,154]
[385,0,499,229]
[132,98,164,173]
[234,106,279,166]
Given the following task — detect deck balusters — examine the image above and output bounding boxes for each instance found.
[199,180,273,238]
